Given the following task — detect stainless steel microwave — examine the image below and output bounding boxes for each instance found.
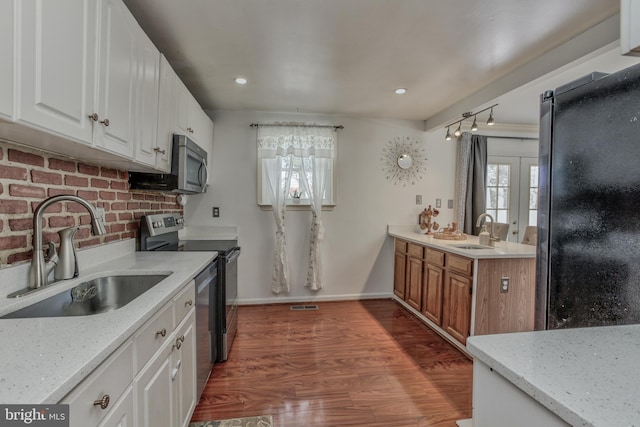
[129,134,208,194]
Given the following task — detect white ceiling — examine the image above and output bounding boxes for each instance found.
[124,0,627,127]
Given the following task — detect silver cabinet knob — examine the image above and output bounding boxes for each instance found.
[100,118,110,126]
[88,113,99,121]
[93,394,110,410]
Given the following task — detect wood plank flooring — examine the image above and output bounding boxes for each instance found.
[191,299,472,426]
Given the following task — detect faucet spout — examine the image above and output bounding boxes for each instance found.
[475,213,495,239]
[30,195,107,289]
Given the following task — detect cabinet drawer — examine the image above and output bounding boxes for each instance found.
[425,248,445,267]
[407,243,424,258]
[395,239,408,253]
[61,340,133,427]
[134,301,173,373]
[174,281,195,328]
[447,254,473,276]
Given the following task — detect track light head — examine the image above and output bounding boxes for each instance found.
[445,127,452,140]
[487,108,495,126]
[471,115,478,131]
[454,123,462,137]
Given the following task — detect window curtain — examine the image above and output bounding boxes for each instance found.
[454,133,488,235]
[257,125,335,293]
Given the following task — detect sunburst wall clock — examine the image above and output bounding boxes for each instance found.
[381,136,427,186]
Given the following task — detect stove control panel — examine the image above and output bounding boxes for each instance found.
[142,213,184,236]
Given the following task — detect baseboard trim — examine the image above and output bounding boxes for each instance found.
[238,292,393,306]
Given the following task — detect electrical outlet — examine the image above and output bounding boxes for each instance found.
[416,195,422,205]
[448,199,454,209]
[500,277,510,293]
[212,207,220,218]
[435,199,441,208]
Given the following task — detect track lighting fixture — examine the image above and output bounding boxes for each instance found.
[443,104,498,140]
[487,107,495,126]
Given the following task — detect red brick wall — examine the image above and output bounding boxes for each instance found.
[0,141,183,265]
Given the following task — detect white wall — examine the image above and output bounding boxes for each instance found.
[184,110,456,304]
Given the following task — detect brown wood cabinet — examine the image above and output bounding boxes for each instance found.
[442,271,472,345]
[406,243,424,310]
[392,236,535,350]
[393,240,408,299]
[421,249,444,325]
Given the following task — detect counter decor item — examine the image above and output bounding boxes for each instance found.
[433,222,467,240]
[418,205,439,235]
[381,136,427,187]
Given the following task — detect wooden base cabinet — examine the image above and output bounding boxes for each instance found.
[405,243,424,311]
[422,262,444,325]
[442,271,472,345]
[393,240,408,299]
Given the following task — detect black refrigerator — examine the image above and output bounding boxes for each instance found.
[536,62,640,330]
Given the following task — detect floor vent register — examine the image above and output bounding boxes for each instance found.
[290,305,319,311]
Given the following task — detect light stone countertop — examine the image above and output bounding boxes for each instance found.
[467,326,640,427]
[0,249,216,404]
[387,225,536,259]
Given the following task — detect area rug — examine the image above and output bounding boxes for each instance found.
[189,415,273,427]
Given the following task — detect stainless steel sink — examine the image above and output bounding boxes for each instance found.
[1,274,171,319]
[450,244,494,250]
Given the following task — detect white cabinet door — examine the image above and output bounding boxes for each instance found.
[0,0,14,120]
[133,27,160,168]
[96,386,135,427]
[173,311,197,427]
[19,0,96,143]
[154,54,177,172]
[95,0,137,158]
[175,80,190,136]
[135,340,174,427]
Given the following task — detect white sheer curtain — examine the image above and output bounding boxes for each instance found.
[257,124,335,293]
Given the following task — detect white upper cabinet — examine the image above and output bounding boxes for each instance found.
[133,28,161,168]
[94,0,137,158]
[19,0,97,143]
[0,0,14,121]
[176,80,212,148]
[154,55,178,172]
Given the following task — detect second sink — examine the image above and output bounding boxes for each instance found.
[2,274,171,319]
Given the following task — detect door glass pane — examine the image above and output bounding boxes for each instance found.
[528,165,539,226]
[486,162,511,225]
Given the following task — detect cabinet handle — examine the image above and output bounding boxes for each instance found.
[100,118,110,126]
[187,127,194,134]
[93,394,110,410]
[153,147,166,155]
[172,335,185,350]
[185,300,193,307]
[155,328,167,338]
[88,113,99,122]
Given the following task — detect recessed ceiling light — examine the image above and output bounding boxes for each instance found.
[234,77,247,85]
[394,88,407,95]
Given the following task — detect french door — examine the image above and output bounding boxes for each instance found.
[486,156,538,242]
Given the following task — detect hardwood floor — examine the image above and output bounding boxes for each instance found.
[191,299,472,426]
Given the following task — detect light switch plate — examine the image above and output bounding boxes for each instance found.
[448,199,454,209]
[212,207,220,217]
[435,199,441,208]
[416,195,422,205]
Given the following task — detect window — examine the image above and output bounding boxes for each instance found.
[260,155,335,206]
[485,156,538,241]
[256,125,337,208]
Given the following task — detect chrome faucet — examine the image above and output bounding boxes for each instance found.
[476,213,497,242]
[29,195,106,290]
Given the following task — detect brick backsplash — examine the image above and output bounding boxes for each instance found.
[0,141,183,266]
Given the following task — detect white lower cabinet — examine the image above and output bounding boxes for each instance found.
[60,281,197,427]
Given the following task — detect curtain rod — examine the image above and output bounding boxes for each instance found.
[486,135,538,141]
[250,123,344,130]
